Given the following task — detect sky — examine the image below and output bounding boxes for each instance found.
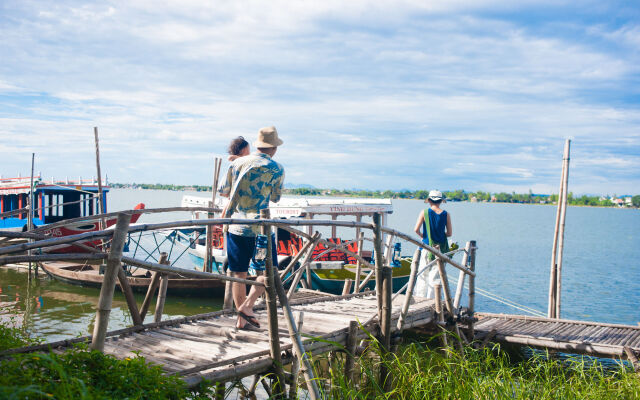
[0,1,639,195]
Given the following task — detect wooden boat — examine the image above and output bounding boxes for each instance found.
[0,176,145,253]
[179,196,410,295]
[39,261,228,296]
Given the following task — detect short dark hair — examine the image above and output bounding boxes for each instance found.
[228,136,249,156]
[428,198,443,205]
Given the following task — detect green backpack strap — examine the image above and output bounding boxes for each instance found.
[423,208,433,245]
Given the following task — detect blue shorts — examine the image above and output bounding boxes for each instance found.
[227,233,279,273]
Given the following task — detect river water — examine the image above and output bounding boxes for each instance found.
[1,188,639,342]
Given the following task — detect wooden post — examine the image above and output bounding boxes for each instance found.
[548,139,570,318]
[379,265,393,392]
[154,274,168,323]
[344,320,358,383]
[453,242,472,309]
[331,214,337,238]
[91,213,131,352]
[436,255,454,314]
[372,213,384,321]
[397,248,421,331]
[140,253,168,321]
[353,231,364,294]
[117,266,143,326]
[28,153,35,277]
[341,279,353,296]
[555,139,570,319]
[624,347,639,373]
[434,283,448,349]
[260,209,286,398]
[467,240,477,340]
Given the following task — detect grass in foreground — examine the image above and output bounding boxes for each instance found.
[0,344,214,400]
[319,337,640,400]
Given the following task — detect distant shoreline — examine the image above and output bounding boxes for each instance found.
[110,184,639,209]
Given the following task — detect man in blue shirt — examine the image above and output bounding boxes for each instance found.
[219,126,284,330]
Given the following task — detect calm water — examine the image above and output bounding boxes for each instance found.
[1,188,639,342]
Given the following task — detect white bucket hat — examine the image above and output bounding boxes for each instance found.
[254,126,284,148]
[428,190,443,201]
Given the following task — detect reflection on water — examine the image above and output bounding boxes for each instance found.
[0,266,223,342]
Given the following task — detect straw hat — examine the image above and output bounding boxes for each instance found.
[428,190,443,201]
[254,126,284,148]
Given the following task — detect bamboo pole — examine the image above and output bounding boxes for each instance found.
[260,209,286,398]
[380,265,393,392]
[28,153,35,277]
[372,213,384,321]
[154,273,169,323]
[279,234,317,279]
[548,139,570,318]
[467,240,477,340]
[353,231,364,294]
[288,312,304,400]
[434,283,448,349]
[344,320,358,383]
[273,263,322,400]
[397,248,421,331]
[384,234,394,266]
[555,139,571,319]
[341,279,353,296]
[93,128,106,245]
[205,157,222,272]
[120,256,263,286]
[287,234,321,299]
[453,242,472,309]
[90,213,131,352]
[436,250,454,314]
[117,266,143,326]
[624,347,639,373]
[222,269,234,311]
[140,253,168,321]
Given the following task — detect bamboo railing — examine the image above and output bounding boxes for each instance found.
[0,208,478,398]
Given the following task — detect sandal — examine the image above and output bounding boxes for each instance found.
[238,311,261,329]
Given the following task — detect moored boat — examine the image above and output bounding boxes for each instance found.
[0,175,145,253]
[178,195,410,295]
[39,261,228,296]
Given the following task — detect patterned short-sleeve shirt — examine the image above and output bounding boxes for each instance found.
[218,152,284,236]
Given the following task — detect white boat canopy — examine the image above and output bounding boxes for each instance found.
[181,195,393,218]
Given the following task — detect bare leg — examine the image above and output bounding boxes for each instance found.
[231,271,248,312]
[237,276,266,328]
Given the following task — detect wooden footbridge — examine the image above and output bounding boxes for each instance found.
[4,291,435,387]
[475,313,640,362]
[0,207,477,397]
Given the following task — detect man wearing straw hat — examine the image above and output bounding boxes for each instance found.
[219,126,285,330]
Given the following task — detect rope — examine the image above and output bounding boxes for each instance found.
[448,275,546,317]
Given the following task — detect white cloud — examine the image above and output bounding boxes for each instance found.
[0,1,638,193]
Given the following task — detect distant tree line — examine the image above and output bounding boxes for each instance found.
[285,188,640,208]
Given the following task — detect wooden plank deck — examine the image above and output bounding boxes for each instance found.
[58,291,434,386]
[475,312,640,358]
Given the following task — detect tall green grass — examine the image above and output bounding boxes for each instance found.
[317,335,640,400]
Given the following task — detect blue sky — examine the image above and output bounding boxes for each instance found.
[1,1,638,195]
